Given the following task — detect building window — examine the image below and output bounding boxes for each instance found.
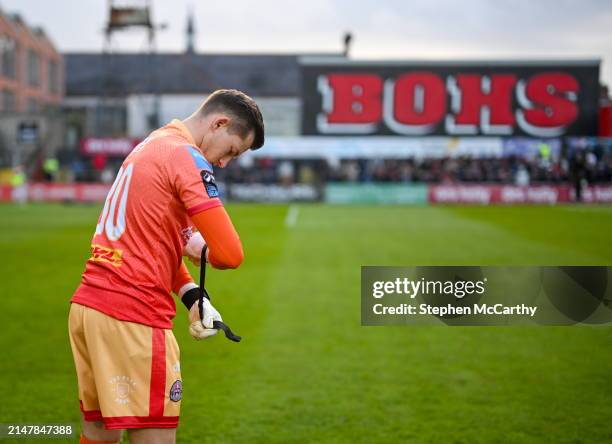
[91,105,127,136]
[2,89,16,112]
[27,49,40,87]
[0,36,16,79]
[27,97,38,113]
[48,60,59,94]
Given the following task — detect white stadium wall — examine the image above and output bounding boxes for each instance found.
[126,94,300,138]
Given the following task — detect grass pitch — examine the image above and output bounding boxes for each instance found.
[1,203,611,443]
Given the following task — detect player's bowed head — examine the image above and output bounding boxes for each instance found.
[182,89,265,169]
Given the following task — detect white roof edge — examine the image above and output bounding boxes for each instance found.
[298,57,601,67]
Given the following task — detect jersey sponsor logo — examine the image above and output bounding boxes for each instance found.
[89,244,123,267]
[201,170,219,198]
[169,380,182,402]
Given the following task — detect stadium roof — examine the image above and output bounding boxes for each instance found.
[65,52,344,98]
[299,57,601,66]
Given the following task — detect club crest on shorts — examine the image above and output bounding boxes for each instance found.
[109,375,136,405]
[200,170,219,198]
[170,380,182,402]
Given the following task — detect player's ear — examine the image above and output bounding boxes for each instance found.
[213,116,230,130]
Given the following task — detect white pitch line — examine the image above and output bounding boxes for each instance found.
[285,205,299,228]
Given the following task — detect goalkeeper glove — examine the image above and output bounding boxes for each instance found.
[181,245,242,342]
[181,287,221,340]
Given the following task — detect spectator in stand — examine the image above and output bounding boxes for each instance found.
[278,160,294,185]
[11,165,28,205]
[43,158,59,182]
[570,150,587,202]
[515,164,530,186]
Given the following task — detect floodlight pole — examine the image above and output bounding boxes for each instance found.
[101,0,166,135]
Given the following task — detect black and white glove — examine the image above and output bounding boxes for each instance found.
[180,245,242,343]
[181,287,221,340]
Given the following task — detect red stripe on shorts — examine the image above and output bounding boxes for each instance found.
[104,415,179,429]
[79,400,103,422]
[149,328,166,417]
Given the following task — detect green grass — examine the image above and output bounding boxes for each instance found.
[1,203,611,443]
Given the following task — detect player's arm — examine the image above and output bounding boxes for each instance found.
[172,260,197,296]
[190,207,244,269]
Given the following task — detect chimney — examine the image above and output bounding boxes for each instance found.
[343,32,352,57]
[186,6,195,54]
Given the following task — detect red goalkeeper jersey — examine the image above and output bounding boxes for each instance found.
[71,119,224,328]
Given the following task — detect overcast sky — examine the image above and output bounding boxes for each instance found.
[2,0,612,87]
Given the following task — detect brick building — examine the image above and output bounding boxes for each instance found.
[0,9,64,166]
[0,11,62,112]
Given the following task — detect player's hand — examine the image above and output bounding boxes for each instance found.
[184,231,206,266]
[187,293,223,340]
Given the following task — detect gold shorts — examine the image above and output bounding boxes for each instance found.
[68,303,182,429]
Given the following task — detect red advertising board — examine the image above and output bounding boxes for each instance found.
[0,185,12,201]
[81,138,141,156]
[428,184,612,204]
[3,183,612,205]
[600,104,612,137]
[0,184,111,202]
[29,183,111,201]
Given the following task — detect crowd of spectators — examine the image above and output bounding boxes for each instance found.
[212,150,612,186]
[36,146,612,187]
[328,154,612,184]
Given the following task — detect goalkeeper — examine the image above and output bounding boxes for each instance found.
[68,89,264,444]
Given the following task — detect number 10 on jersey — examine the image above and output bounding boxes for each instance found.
[95,164,134,241]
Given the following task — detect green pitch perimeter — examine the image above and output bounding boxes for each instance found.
[1,203,611,443]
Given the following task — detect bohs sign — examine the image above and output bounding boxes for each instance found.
[300,59,600,137]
